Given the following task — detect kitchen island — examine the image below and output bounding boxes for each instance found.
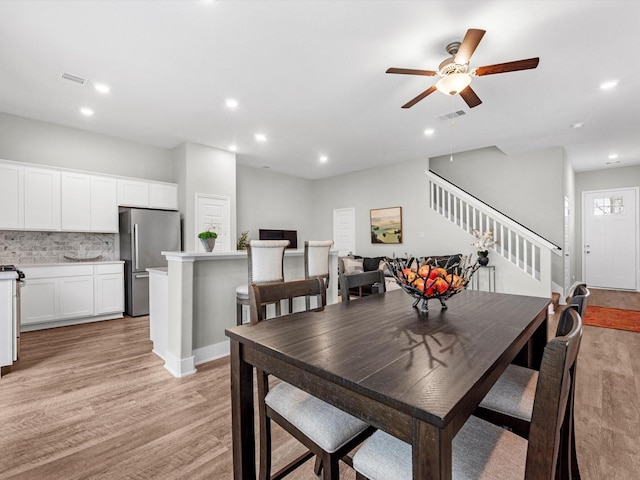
[154,249,338,377]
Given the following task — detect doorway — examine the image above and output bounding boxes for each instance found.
[333,207,355,256]
[195,194,231,252]
[583,188,638,290]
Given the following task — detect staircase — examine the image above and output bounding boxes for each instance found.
[426,170,561,295]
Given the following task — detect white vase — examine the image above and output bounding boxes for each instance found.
[200,237,216,252]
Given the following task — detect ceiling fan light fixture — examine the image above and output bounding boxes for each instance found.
[436,73,472,96]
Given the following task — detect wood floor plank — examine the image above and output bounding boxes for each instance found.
[1,302,638,479]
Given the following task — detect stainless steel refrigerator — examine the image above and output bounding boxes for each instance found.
[119,208,181,317]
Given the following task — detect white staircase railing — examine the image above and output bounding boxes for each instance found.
[427,170,560,281]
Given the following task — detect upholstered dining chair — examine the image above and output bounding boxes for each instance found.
[303,240,334,309]
[339,269,386,302]
[474,287,590,480]
[250,278,375,480]
[236,239,289,325]
[352,307,583,480]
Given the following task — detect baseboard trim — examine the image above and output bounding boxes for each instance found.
[20,313,124,332]
[163,351,197,378]
[194,340,230,366]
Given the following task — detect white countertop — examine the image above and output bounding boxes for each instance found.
[18,260,124,268]
[0,271,18,281]
[162,249,337,262]
[147,267,168,275]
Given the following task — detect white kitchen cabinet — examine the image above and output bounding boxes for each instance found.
[149,182,178,210]
[61,171,91,231]
[95,264,124,314]
[0,162,24,229]
[117,179,149,207]
[59,275,94,318]
[24,166,61,231]
[20,263,124,330]
[21,277,58,325]
[0,276,16,371]
[61,173,118,232]
[90,176,118,232]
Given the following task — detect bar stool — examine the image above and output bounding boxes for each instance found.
[235,239,289,325]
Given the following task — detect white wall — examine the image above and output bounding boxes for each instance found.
[312,157,459,258]
[0,112,173,181]
[173,142,236,251]
[236,164,315,247]
[574,165,640,281]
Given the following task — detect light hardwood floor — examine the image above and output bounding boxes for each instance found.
[1,300,638,479]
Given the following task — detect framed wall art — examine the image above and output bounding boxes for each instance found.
[370,206,402,244]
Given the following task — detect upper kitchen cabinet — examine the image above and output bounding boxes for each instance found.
[91,176,118,231]
[24,166,61,231]
[0,162,24,229]
[118,178,178,210]
[61,172,118,232]
[117,178,149,208]
[149,182,178,210]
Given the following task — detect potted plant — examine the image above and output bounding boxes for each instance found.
[198,225,218,252]
[236,230,249,250]
[471,229,496,266]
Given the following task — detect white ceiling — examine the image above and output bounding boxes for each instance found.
[1,1,639,180]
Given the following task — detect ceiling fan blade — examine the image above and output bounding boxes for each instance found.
[401,85,437,108]
[454,29,486,64]
[386,67,437,76]
[459,86,482,108]
[474,57,540,76]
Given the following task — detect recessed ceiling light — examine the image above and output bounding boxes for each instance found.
[80,107,94,116]
[94,83,110,94]
[608,153,619,160]
[225,98,238,109]
[228,145,237,152]
[424,128,435,136]
[255,133,267,142]
[600,80,618,90]
[570,122,584,129]
[319,155,328,163]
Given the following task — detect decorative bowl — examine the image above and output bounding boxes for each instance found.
[384,254,478,313]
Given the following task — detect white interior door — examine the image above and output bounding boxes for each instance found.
[583,188,638,289]
[333,207,355,256]
[195,194,231,252]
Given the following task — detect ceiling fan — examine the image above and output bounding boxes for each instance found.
[386,29,539,109]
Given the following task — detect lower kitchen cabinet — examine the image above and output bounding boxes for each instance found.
[20,262,124,330]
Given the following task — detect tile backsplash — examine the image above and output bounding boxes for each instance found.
[0,231,117,265]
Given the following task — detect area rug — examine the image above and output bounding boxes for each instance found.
[583,305,640,333]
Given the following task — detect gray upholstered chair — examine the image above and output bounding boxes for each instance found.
[250,278,374,479]
[235,239,289,325]
[352,307,583,480]
[474,286,589,480]
[339,269,386,302]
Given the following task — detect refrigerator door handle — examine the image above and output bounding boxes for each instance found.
[133,223,140,271]
[135,273,149,279]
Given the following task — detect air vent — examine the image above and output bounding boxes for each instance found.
[437,110,466,122]
[59,72,86,86]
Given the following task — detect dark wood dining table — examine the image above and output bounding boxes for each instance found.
[226,288,550,480]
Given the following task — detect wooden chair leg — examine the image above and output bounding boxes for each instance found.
[355,473,368,480]
[321,452,339,480]
[236,302,243,325]
[313,455,322,475]
[257,371,272,480]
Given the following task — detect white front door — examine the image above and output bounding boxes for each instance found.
[333,207,355,256]
[583,188,638,290]
[195,194,231,252]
